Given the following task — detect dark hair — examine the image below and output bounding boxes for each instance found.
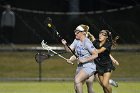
[103,30,119,48]
[112,36,119,48]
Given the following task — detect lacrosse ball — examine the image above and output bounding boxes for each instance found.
[48,23,51,27]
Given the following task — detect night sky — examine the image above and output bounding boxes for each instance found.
[0,0,140,11]
[0,0,140,44]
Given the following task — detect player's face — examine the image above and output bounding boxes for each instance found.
[75,31,81,40]
[99,30,108,41]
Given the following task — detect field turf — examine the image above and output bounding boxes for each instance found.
[0,45,140,93]
[0,81,140,93]
[0,51,140,79]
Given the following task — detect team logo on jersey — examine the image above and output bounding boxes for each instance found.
[91,46,95,48]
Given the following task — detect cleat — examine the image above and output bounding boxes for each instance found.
[109,79,118,87]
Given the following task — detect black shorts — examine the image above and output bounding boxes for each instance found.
[96,63,115,75]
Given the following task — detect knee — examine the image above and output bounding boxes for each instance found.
[74,77,81,84]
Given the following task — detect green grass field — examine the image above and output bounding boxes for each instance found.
[0,51,140,79]
[0,45,140,93]
[0,81,140,93]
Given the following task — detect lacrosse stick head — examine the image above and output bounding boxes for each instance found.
[35,52,50,63]
[41,40,50,50]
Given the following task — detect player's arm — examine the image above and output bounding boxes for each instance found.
[78,41,98,63]
[97,47,106,53]
[61,39,74,52]
[66,55,77,64]
[110,54,119,66]
[79,49,98,63]
[97,42,112,53]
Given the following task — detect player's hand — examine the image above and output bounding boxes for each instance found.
[61,39,67,45]
[69,55,77,61]
[113,60,119,66]
[77,58,87,63]
[66,59,74,65]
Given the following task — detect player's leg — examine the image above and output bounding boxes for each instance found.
[95,71,118,87]
[86,75,95,93]
[74,69,90,93]
[102,72,112,93]
[98,74,108,93]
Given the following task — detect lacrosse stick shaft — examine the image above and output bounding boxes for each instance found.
[52,27,78,58]
[46,17,78,58]
[49,49,67,60]
[46,48,73,65]
[52,28,77,57]
[66,43,78,58]
[41,40,73,65]
[53,27,77,58]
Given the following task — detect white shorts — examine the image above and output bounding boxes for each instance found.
[76,62,96,76]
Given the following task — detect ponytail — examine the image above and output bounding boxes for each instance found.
[78,24,95,42]
[86,32,95,42]
[103,30,119,48]
[112,36,119,48]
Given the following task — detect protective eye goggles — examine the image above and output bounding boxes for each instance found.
[75,31,81,35]
[99,30,109,36]
[99,32,107,36]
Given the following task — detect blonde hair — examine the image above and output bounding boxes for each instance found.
[86,32,95,42]
[78,24,95,42]
[80,24,89,32]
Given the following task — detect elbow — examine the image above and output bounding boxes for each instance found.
[95,50,98,58]
[94,51,98,59]
[92,53,98,60]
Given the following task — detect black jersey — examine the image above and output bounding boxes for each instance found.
[93,39,112,66]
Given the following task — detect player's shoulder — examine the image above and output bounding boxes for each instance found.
[85,38,93,44]
[84,38,94,47]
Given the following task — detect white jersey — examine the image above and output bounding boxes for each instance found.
[70,38,97,76]
[70,38,96,61]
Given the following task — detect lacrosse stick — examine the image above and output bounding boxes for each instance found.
[41,40,74,65]
[45,17,78,58]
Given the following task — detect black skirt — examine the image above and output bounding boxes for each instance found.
[95,61,115,74]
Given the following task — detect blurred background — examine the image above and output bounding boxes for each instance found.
[0,0,140,81]
[0,0,140,44]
